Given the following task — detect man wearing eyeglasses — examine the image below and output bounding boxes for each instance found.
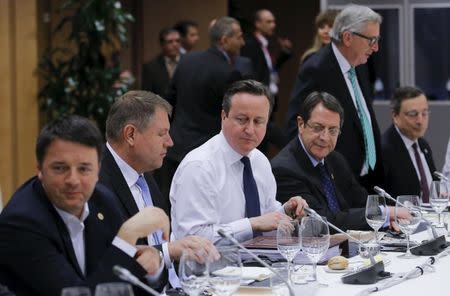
[381,86,437,203]
[286,5,384,193]
[273,92,405,231]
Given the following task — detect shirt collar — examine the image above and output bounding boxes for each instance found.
[394,125,418,149]
[255,32,268,48]
[164,55,180,64]
[218,131,255,166]
[54,202,89,236]
[332,43,352,76]
[298,135,324,168]
[106,142,141,187]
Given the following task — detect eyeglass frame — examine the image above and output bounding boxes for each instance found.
[403,110,431,119]
[304,122,341,137]
[351,31,381,46]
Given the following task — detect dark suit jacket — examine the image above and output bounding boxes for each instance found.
[286,44,384,190]
[271,138,370,231]
[166,47,242,162]
[240,34,291,86]
[381,125,437,200]
[0,177,148,296]
[141,54,172,97]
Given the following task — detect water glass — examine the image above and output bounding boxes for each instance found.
[179,250,210,296]
[396,195,422,259]
[61,287,91,296]
[429,180,450,227]
[209,246,242,296]
[277,219,301,283]
[365,194,387,244]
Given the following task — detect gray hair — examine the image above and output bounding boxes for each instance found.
[106,90,172,142]
[330,5,382,43]
[209,16,239,46]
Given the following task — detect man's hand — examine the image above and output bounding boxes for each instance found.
[117,207,170,245]
[168,236,220,263]
[388,206,411,231]
[249,212,291,232]
[278,37,293,52]
[284,196,308,219]
[135,246,161,275]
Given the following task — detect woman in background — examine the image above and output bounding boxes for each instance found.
[300,9,339,65]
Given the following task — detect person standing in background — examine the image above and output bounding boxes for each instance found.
[174,20,200,54]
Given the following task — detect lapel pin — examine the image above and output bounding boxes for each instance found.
[97,212,104,221]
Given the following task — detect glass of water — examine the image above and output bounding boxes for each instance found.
[209,246,242,296]
[179,250,210,296]
[276,219,301,283]
[94,283,133,296]
[429,181,450,227]
[61,287,91,296]
[396,195,422,259]
[365,194,387,244]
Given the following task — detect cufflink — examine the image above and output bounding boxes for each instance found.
[97,212,104,221]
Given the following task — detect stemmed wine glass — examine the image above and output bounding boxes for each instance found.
[94,283,133,296]
[179,250,210,296]
[208,246,242,296]
[365,194,387,245]
[276,219,301,283]
[429,181,450,227]
[396,195,422,259]
[300,216,330,282]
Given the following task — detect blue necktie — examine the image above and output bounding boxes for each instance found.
[241,156,261,219]
[317,163,340,213]
[348,67,376,170]
[136,175,181,288]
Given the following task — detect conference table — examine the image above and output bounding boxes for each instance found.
[235,228,450,296]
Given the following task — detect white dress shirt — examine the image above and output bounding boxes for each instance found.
[170,132,282,243]
[395,126,433,189]
[332,43,374,176]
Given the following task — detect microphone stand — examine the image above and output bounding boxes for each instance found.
[113,265,161,296]
[355,249,450,296]
[303,208,387,284]
[374,186,447,255]
[217,229,296,296]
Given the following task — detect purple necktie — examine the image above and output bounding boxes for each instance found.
[412,143,430,203]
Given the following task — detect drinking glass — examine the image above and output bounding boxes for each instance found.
[365,194,387,244]
[396,195,422,259]
[94,283,133,296]
[276,219,301,283]
[300,216,330,282]
[61,287,91,296]
[429,181,450,227]
[179,250,210,296]
[209,246,242,296]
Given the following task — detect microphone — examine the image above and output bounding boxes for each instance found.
[217,229,295,296]
[433,171,450,182]
[373,186,448,256]
[113,265,161,296]
[303,207,387,284]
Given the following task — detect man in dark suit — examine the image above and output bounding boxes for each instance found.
[99,91,217,288]
[272,92,405,231]
[382,86,437,202]
[286,5,383,192]
[141,28,181,97]
[0,115,169,295]
[159,17,245,200]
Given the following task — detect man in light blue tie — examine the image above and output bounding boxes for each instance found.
[99,90,218,290]
[286,5,384,193]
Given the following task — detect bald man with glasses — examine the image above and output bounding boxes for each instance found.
[272,92,406,231]
[382,86,437,203]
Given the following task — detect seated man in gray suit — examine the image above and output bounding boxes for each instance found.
[382,86,437,202]
[272,92,407,231]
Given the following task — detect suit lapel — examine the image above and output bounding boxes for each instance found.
[390,126,420,184]
[419,138,437,176]
[102,148,140,217]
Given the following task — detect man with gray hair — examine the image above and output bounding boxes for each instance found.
[286,5,384,193]
[157,16,247,201]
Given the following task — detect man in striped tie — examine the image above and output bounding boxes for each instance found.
[287,5,384,193]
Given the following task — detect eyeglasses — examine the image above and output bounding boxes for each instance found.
[351,31,381,46]
[403,110,431,118]
[305,122,340,137]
